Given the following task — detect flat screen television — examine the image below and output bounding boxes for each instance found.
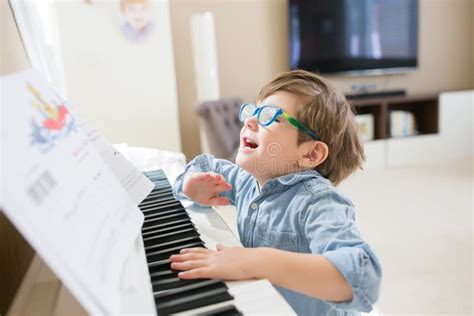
[289,0,419,75]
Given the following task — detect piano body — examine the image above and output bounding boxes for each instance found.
[7,148,295,315]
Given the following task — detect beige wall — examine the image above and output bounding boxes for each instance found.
[0,0,29,75]
[170,0,474,159]
[55,1,181,151]
[471,0,474,84]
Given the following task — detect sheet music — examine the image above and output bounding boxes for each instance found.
[76,120,154,205]
[0,70,144,315]
[51,92,154,205]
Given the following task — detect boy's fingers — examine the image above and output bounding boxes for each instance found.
[191,173,212,182]
[213,183,232,193]
[169,252,208,262]
[171,260,207,272]
[214,180,232,187]
[209,196,229,206]
[179,247,210,254]
[178,267,211,279]
[207,172,224,181]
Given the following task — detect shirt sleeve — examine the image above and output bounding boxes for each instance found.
[172,153,243,206]
[302,190,382,312]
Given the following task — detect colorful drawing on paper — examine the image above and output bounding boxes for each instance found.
[28,83,76,153]
[119,0,154,42]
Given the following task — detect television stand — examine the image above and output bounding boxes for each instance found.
[350,94,439,140]
[346,89,406,100]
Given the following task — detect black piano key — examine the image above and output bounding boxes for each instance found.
[149,268,177,279]
[143,226,199,239]
[149,182,172,188]
[143,205,184,215]
[144,232,200,250]
[146,241,204,262]
[144,212,188,225]
[141,202,183,214]
[152,183,173,191]
[145,235,202,253]
[143,228,199,248]
[153,279,223,299]
[140,196,177,208]
[143,212,188,226]
[145,188,174,197]
[142,220,193,236]
[143,207,187,219]
[140,195,177,205]
[142,222,195,237]
[145,240,204,257]
[148,258,172,268]
[147,261,172,273]
[152,276,207,292]
[142,194,174,204]
[143,216,191,232]
[145,236,203,254]
[147,175,168,182]
[141,188,173,199]
[144,169,166,175]
[202,304,243,316]
[156,286,234,315]
[141,190,174,199]
[143,217,189,231]
[142,204,186,217]
[141,218,191,232]
[140,200,182,211]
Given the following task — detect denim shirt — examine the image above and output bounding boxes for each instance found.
[173,154,382,315]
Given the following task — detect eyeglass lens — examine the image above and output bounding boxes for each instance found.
[240,104,256,122]
[241,104,279,126]
[258,106,278,125]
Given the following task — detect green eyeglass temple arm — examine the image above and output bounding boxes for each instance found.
[281,112,321,141]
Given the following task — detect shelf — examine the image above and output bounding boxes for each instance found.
[351,94,439,141]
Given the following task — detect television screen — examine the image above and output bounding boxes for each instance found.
[289,0,418,74]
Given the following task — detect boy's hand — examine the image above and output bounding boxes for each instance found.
[170,244,258,280]
[182,172,232,206]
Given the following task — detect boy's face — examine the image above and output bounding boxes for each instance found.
[123,2,150,30]
[236,91,304,184]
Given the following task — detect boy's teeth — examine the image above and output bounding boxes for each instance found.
[243,137,258,149]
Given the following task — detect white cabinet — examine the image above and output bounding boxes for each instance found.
[363,90,473,169]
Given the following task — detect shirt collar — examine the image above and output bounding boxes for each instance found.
[259,169,326,193]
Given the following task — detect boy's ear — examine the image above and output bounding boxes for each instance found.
[297,141,329,169]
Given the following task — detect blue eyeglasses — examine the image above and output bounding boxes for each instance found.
[239,103,321,141]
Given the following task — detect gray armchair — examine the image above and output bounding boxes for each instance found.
[196,97,243,161]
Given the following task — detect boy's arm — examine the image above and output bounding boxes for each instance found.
[170,246,353,302]
[251,248,353,302]
[301,199,382,312]
[173,153,244,205]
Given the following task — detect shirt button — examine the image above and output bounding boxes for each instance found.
[250,203,258,210]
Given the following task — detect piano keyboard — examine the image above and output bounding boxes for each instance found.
[140,169,242,316]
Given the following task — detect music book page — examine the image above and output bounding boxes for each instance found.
[0,70,144,315]
[76,120,154,205]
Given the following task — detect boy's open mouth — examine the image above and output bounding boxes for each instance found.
[242,136,259,150]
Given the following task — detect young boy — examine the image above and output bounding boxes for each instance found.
[170,70,381,315]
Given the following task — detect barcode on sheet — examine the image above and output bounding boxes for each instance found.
[26,171,57,205]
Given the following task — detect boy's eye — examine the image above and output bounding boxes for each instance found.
[274,119,281,123]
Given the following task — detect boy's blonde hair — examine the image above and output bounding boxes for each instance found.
[257,69,365,185]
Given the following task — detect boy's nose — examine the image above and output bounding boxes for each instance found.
[244,116,258,131]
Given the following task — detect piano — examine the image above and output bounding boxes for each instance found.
[7,149,295,315]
